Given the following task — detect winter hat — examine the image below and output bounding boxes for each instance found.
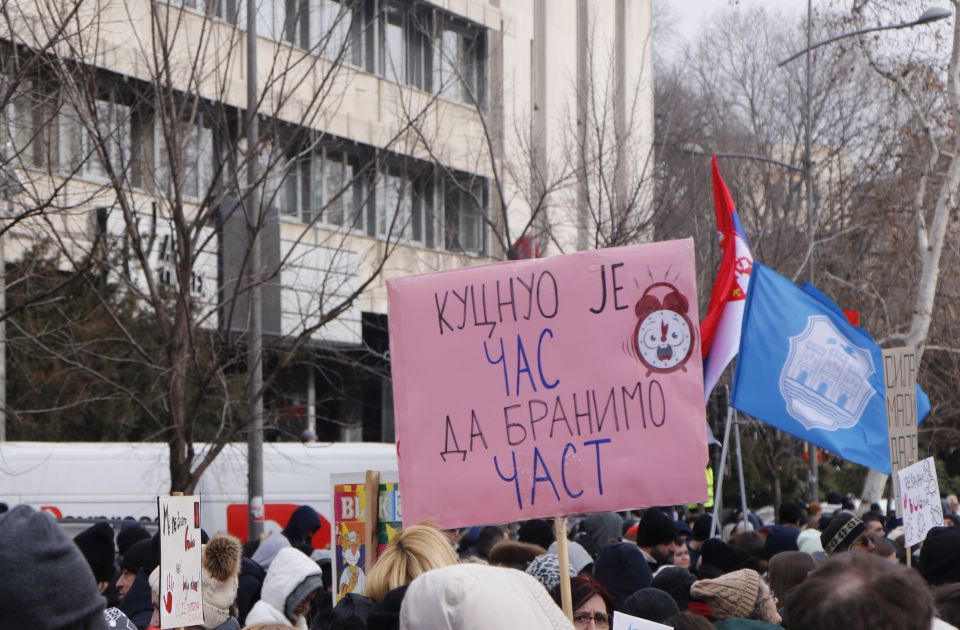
[763,524,800,558]
[202,534,242,628]
[0,505,108,630]
[116,524,150,557]
[399,564,573,630]
[692,514,714,542]
[622,587,680,623]
[919,526,960,586]
[490,540,547,570]
[650,566,696,610]
[820,512,866,554]
[699,538,751,574]
[284,505,321,542]
[779,501,804,525]
[122,538,156,575]
[367,584,410,630]
[583,512,623,552]
[690,568,761,620]
[593,542,653,604]
[75,521,117,583]
[796,529,824,555]
[103,607,137,630]
[519,519,556,550]
[331,592,376,629]
[547,540,594,574]
[637,508,678,548]
[271,547,324,622]
[526,553,575,591]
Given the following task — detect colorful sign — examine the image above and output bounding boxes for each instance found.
[897,457,944,548]
[377,482,402,556]
[157,495,203,628]
[883,347,920,516]
[388,240,710,528]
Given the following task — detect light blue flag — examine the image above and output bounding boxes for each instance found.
[732,263,930,473]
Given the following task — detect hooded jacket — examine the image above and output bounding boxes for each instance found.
[245,547,324,630]
[119,571,154,630]
[252,531,292,571]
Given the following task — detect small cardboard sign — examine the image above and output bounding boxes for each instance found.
[883,347,920,516]
[157,495,203,628]
[613,611,672,630]
[897,457,944,548]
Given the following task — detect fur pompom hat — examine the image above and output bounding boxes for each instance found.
[202,534,242,628]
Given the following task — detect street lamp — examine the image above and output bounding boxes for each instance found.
[680,143,804,174]
[779,3,951,503]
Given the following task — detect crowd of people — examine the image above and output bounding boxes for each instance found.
[2,492,960,630]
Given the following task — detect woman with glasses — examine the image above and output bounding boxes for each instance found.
[550,576,616,629]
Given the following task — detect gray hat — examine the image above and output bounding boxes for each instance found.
[0,505,107,629]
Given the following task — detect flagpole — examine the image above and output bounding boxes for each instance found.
[733,409,751,532]
[711,401,734,539]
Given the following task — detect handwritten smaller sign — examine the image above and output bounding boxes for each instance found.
[157,495,203,628]
[897,457,944,548]
[883,347,920,516]
[612,611,672,630]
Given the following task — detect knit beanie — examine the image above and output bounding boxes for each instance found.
[692,514,713,542]
[202,534,243,628]
[650,566,696,610]
[593,542,653,604]
[919,526,960,586]
[820,512,866,554]
[519,519,556,551]
[547,540,594,574]
[122,538,155,575]
[116,524,150,558]
[699,538,751,574]
[763,524,800,558]
[526,553,575,592]
[690,568,761,620]
[0,505,108,630]
[75,521,117,583]
[399,564,573,630]
[637,508,678,548]
[796,529,824,555]
[622,588,679,623]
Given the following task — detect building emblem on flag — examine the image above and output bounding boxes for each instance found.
[779,315,876,431]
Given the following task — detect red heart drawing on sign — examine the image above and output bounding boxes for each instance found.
[164,591,173,614]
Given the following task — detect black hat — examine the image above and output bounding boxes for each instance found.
[763,524,800,558]
[820,512,866,554]
[518,518,555,550]
[779,501,804,525]
[367,584,409,630]
[121,538,156,575]
[637,508,678,548]
[651,566,696,610]
[622,587,679,623]
[74,521,116,583]
[116,523,150,557]
[594,542,653,605]
[699,538,752,574]
[692,514,713,542]
[919,526,960,586]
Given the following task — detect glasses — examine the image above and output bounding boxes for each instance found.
[573,612,610,628]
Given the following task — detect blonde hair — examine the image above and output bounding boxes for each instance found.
[364,524,458,601]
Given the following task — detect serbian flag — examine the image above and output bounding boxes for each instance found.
[701,157,754,401]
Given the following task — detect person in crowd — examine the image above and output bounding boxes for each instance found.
[785,551,934,630]
[323,592,375,630]
[778,502,804,530]
[117,523,151,559]
[75,521,118,595]
[805,501,822,530]
[663,612,715,630]
[0,505,109,629]
[250,506,321,571]
[795,527,824,557]
[621,587,679,624]
[698,538,757,577]
[198,533,244,630]
[820,511,874,555]
[362,584,409,630]
[730,531,767,571]
[920,526,960,586]
[550,576,616,630]
[364,524,458,602]
[399,563,573,629]
[238,554,268,625]
[593,542,652,605]
[245,547,326,629]
[766,550,815,617]
[575,512,623,559]
[687,513,713,572]
[873,536,898,563]
[548,540,594,576]
[636,508,679,572]
[489,540,546,571]
[671,538,692,571]
[117,538,156,599]
[651,566,696,611]
[475,525,507,562]
[526,553,576,592]
[519,518,556,550]
[861,510,886,537]
[947,494,959,516]
[689,568,781,628]
[935,584,960,628]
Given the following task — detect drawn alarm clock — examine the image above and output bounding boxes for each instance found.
[633,281,696,374]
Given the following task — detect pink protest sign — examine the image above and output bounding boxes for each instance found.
[387,239,709,529]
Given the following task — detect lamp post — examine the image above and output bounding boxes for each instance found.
[778,3,951,504]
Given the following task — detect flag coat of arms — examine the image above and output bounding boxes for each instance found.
[732,263,930,473]
[701,157,754,401]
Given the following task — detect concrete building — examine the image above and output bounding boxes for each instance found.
[0,0,653,443]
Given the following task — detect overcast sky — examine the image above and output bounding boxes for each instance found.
[659,0,807,57]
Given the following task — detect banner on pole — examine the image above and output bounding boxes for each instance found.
[157,495,203,628]
[388,240,709,528]
[898,457,944,548]
[883,347,920,517]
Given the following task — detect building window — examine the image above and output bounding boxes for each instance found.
[380,3,406,84]
[435,18,486,107]
[317,149,360,228]
[152,117,214,200]
[59,99,132,182]
[377,168,414,241]
[443,176,485,253]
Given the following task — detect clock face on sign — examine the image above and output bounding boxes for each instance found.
[634,308,694,373]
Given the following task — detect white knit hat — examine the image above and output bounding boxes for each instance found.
[201,534,242,628]
[400,564,573,630]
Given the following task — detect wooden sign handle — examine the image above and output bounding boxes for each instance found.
[554,517,573,622]
[364,470,381,569]
[169,492,184,630]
